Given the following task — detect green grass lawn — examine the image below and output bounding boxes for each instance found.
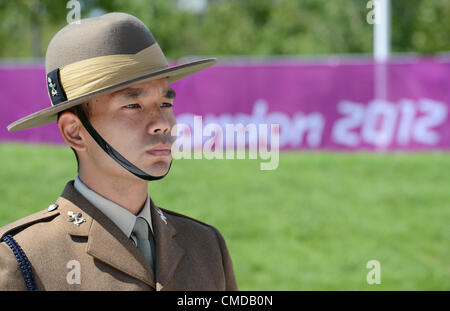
[0,142,449,290]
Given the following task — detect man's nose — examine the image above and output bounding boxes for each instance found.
[147,110,171,135]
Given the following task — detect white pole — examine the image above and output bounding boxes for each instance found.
[374,0,391,63]
[373,0,391,151]
[374,0,391,102]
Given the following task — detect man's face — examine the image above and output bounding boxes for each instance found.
[82,78,176,180]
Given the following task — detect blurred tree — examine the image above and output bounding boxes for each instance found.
[0,0,448,60]
[391,0,450,54]
[0,0,68,58]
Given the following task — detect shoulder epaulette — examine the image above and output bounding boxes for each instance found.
[159,207,214,230]
[0,207,60,240]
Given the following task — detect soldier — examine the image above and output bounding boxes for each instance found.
[0,12,238,291]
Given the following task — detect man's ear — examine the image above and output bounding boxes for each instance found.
[57,111,87,152]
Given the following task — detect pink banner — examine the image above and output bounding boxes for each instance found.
[1,58,449,151]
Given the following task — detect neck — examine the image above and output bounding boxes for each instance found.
[78,170,148,215]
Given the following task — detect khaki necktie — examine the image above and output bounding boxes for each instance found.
[132,217,156,271]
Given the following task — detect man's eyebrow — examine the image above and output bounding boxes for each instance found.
[115,88,148,100]
[165,87,176,99]
[114,86,176,100]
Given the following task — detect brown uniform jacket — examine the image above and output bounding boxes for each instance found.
[0,181,238,291]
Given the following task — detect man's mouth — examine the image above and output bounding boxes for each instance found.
[147,148,171,156]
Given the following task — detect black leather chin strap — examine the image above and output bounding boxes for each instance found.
[76,109,172,181]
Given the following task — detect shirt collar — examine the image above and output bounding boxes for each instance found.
[74,176,153,237]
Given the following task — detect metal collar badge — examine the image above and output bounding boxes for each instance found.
[68,211,86,226]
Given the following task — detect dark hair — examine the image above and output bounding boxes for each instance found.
[56,103,90,173]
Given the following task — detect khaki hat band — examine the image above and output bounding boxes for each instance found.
[51,44,169,105]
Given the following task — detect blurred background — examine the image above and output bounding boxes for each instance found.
[0,0,449,290]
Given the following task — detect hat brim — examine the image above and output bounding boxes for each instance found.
[7,58,216,132]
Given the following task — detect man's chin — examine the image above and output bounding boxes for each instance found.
[141,161,171,177]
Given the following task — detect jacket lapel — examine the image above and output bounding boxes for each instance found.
[60,181,155,289]
[86,208,156,288]
[150,198,185,291]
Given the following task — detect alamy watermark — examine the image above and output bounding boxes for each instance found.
[366,0,381,25]
[66,0,81,24]
[366,259,381,284]
[66,260,81,285]
[171,117,280,170]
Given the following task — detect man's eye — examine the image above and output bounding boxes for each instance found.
[161,102,173,108]
[123,103,141,109]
